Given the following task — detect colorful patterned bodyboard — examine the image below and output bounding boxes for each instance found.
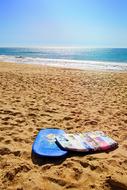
[56,131,118,152]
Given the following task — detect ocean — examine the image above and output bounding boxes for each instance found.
[0,47,127,71]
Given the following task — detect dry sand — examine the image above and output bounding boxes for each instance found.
[0,62,127,190]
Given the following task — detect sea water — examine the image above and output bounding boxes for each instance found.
[0,47,127,71]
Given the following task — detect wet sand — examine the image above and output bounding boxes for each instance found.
[0,62,127,190]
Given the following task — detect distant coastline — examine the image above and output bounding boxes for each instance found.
[0,47,127,71]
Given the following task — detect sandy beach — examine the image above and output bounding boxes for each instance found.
[0,62,127,190]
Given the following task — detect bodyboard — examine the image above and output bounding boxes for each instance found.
[32,128,68,157]
[56,131,118,152]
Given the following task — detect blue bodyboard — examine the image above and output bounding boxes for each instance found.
[32,128,68,157]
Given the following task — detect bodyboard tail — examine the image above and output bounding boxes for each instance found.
[32,128,68,157]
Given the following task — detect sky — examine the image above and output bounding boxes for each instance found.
[0,0,127,47]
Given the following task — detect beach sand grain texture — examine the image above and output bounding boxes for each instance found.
[0,62,127,190]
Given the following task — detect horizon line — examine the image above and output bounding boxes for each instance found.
[0,45,127,49]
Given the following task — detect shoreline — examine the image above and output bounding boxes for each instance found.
[0,55,127,72]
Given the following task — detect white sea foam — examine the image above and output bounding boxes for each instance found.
[0,55,127,71]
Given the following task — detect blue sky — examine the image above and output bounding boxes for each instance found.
[0,0,127,47]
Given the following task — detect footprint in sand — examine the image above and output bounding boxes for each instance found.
[44,176,74,188]
[1,116,10,121]
[4,139,11,144]
[72,167,83,181]
[0,147,11,155]
[0,137,5,141]
[28,127,33,132]
[3,164,31,182]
